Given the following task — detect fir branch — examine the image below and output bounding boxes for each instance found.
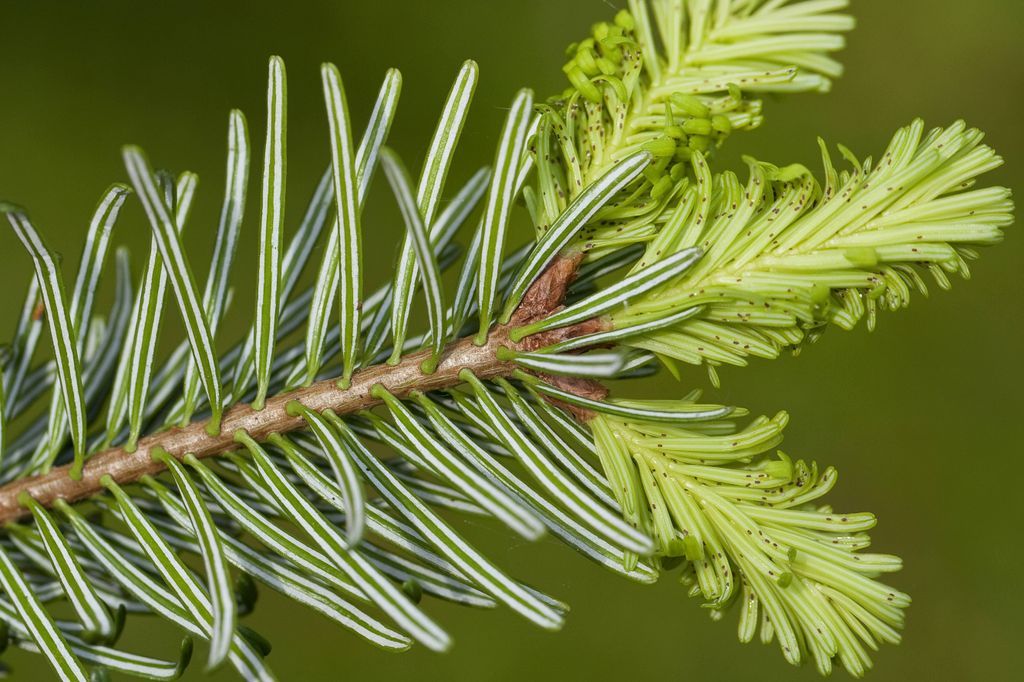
[0,2,1012,680]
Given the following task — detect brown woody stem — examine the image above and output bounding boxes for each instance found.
[0,254,608,524]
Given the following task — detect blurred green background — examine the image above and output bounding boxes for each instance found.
[0,0,1020,679]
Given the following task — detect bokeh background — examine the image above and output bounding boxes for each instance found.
[0,1,1021,679]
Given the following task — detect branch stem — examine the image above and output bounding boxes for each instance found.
[0,254,604,524]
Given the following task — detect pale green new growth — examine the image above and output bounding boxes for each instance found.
[0,1,1012,680]
[614,121,1009,385]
